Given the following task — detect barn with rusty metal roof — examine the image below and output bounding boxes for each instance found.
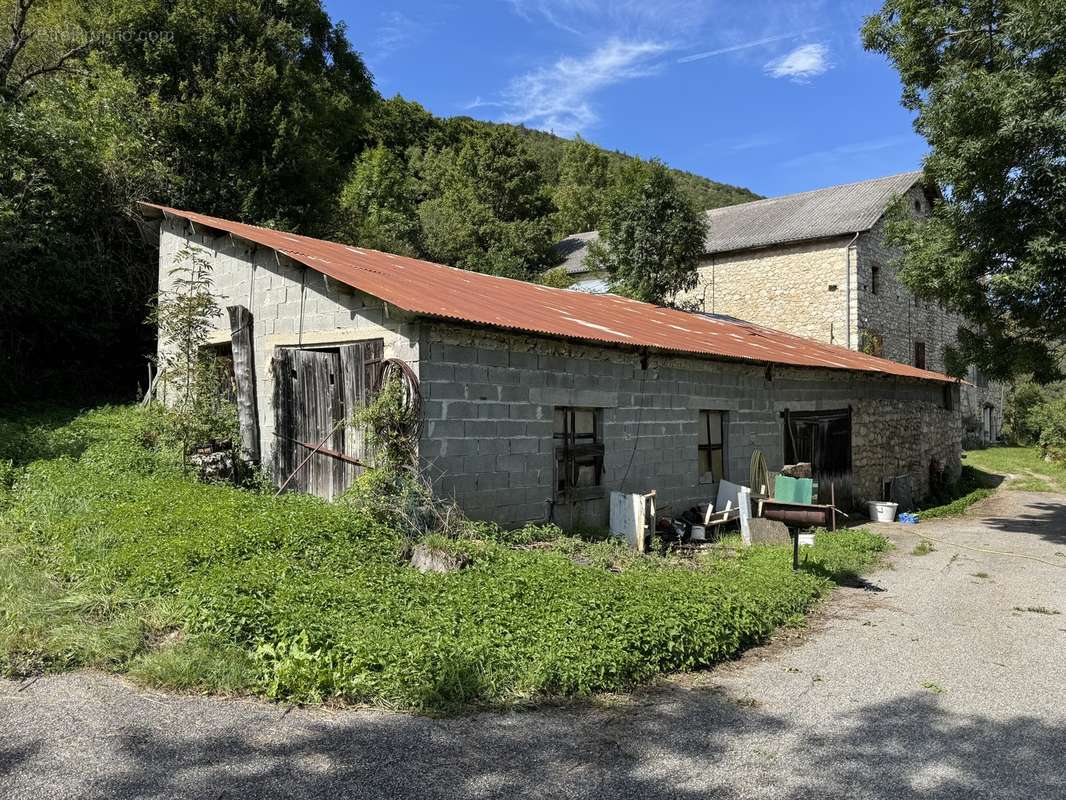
[141,202,963,528]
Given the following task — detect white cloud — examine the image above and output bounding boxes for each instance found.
[371,11,420,61]
[678,31,814,63]
[505,0,716,38]
[764,43,831,81]
[495,38,670,136]
[781,135,916,168]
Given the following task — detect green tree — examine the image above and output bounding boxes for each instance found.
[101,0,377,233]
[585,159,707,304]
[366,95,445,155]
[552,135,611,235]
[863,0,1066,381]
[537,267,576,289]
[0,14,167,398]
[336,144,420,255]
[417,127,556,280]
[0,0,379,400]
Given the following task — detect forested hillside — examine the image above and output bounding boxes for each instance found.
[0,0,757,402]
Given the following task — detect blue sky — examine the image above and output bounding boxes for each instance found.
[325,0,927,198]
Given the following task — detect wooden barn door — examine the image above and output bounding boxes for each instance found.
[273,348,343,499]
[273,339,384,499]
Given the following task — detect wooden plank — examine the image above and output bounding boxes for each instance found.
[339,344,367,489]
[363,339,384,398]
[271,348,296,491]
[227,305,260,464]
[326,351,345,498]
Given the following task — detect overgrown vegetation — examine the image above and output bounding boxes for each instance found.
[917,465,996,519]
[0,406,887,711]
[1001,376,1066,464]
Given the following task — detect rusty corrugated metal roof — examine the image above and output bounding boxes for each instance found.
[139,202,955,384]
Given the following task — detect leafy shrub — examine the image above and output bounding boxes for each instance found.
[1034,397,1066,464]
[536,267,575,289]
[1002,378,1049,445]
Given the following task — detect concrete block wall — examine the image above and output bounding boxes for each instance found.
[156,219,421,470]
[418,322,961,528]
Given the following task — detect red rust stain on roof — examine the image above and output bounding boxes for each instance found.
[140,202,956,384]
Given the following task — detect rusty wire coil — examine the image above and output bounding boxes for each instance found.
[377,357,424,441]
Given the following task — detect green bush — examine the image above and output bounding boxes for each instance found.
[1002,378,1049,446]
[0,405,889,711]
[1034,397,1066,464]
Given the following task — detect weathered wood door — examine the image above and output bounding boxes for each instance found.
[273,340,383,499]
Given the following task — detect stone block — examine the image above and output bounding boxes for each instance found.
[747,518,791,545]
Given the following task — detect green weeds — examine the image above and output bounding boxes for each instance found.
[911,539,936,556]
[0,405,890,711]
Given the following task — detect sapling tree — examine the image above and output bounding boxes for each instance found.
[151,245,237,467]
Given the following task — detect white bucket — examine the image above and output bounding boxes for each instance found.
[867,500,898,523]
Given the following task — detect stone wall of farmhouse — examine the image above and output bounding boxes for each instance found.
[856,185,1005,438]
[856,185,958,374]
[156,219,421,468]
[852,394,963,504]
[418,321,961,528]
[677,238,855,347]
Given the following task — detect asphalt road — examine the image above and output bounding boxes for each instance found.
[3,490,1066,799]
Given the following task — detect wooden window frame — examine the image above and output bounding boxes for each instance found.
[553,407,604,501]
[698,410,726,484]
[914,341,927,370]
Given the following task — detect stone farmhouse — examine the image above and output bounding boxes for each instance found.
[142,203,962,528]
[555,172,1004,444]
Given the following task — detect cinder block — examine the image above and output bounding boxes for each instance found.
[508,437,539,455]
[442,401,478,420]
[477,348,509,367]
[509,351,538,369]
[464,420,497,437]
[477,403,511,420]
[463,383,501,402]
[529,387,572,406]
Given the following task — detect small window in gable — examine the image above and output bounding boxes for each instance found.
[871,264,880,295]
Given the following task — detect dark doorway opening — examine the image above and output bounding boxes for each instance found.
[783,407,853,506]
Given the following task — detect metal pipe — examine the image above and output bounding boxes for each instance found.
[844,232,860,349]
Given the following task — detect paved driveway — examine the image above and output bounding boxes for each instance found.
[3,491,1066,799]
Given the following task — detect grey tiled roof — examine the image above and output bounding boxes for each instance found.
[702,170,925,254]
[553,230,601,275]
[554,171,925,274]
